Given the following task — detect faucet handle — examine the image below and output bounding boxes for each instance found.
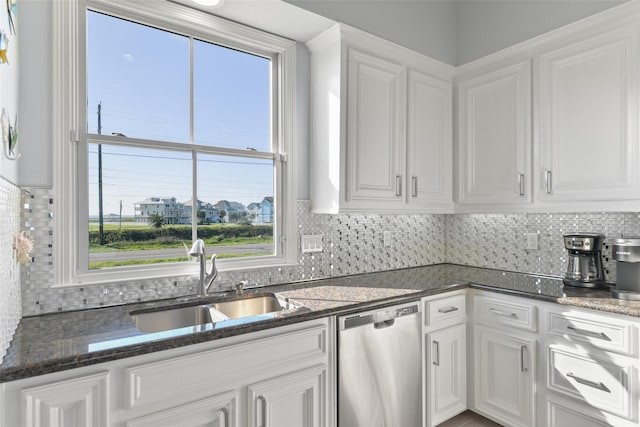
[235,280,248,296]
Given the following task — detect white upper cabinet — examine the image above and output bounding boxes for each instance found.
[308,23,454,214]
[536,25,640,204]
[454,4,640,212]
[407,69,453,209]
[346,48,406,208]
[456,60,532,207]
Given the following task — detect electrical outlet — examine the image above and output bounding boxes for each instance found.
[301,234,323,253]
[526,233,538,250]
[383,231,392,247]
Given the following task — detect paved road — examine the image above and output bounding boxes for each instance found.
[90,243,273,262]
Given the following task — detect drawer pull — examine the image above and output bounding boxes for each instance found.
[567,325,611,341]
[566,372,611,393]
[489,308,517,318]
[438,306,459,314]
[433,340,440,366]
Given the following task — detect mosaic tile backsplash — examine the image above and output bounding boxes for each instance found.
[0,177,22,361]
[17,188,640,315]
[20,193,447,315]
[446,212,640,281]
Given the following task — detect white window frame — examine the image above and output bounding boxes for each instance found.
[53,0,298,286]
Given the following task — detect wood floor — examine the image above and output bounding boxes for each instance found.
[436,410,503,427]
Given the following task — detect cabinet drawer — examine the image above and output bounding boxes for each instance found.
[547,345,636,421]
[425,294,465,326]
[474,294,536,331]
[547,397,619,427]
[546,309,636,356]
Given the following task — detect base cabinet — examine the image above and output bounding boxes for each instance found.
[248,365,327,427]
[426,323,466,427]
[474,325,536,427]
[21,371,110,427]
[1,319,332,427]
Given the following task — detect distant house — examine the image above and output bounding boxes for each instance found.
[183,199,220,224]
[213,200,245,223]
[246,202,262,223]
[134,197,188,225]
[260,197,274,223]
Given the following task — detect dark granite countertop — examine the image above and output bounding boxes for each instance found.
[2,263,640,383]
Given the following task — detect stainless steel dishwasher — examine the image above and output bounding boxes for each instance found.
[338,301,422,427]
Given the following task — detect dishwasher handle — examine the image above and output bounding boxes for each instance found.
[341,303,420,330]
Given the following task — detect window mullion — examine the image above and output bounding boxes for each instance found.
[190,36,197,243]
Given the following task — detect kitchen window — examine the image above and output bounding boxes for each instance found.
[53,0,297,285]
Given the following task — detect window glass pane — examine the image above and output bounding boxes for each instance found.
[194,39,271,151]
[87,11,189,142]
[196,154,274,258]
[88,144,193,269]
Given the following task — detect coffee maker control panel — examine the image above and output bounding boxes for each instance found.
[564,235,600,251]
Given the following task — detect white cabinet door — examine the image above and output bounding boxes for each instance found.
[248,364,327,427]
[474,325,535,427]
[346,48,406,208]
[457,60,532,206]
[21,371,109,427]
[407,69,452,210]
[125,391,237,427]
[537,26,640,202]
[426,324,466,427]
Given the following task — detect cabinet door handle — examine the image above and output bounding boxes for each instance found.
[489,308,517,318]
[257,395,267,427]
[518,173,525,196]
[395,175,402,197]
[438,306,459,314]
[411,176,418,198]
[544,170,552,194]
[566,372,611,393]
[567,325,611,341]
[433,340,440,366]
[520,345,527,372]
[221,407,230,427]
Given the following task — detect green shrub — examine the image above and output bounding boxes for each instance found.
[89,224,273,245]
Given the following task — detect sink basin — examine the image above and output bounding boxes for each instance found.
[211,294,284,319]
[130,292,302,333]
[131,304,212,333]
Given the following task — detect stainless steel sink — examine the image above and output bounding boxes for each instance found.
[131,304,212,333]
[130,292,302,333]
[210,294,284,319]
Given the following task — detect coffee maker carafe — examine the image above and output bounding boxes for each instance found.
[563,233,606,288]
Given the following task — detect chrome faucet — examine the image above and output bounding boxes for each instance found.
[188,239,218,297]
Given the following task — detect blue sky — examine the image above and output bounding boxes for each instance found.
[86,11,273,216]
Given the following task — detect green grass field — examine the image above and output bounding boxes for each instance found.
[88,252,269,269]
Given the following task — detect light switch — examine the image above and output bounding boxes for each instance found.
[526,233,538,250]
[301,234,323,253]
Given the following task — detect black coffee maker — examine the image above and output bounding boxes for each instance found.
[562,233,606,288]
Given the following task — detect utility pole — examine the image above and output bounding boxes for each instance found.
[119,200,122,231]
[98,102,105,245]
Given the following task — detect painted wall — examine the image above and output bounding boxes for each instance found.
[17,0,51,186]
[455,0,626,65]
[287,0,457,65]
[288,0,624,66]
